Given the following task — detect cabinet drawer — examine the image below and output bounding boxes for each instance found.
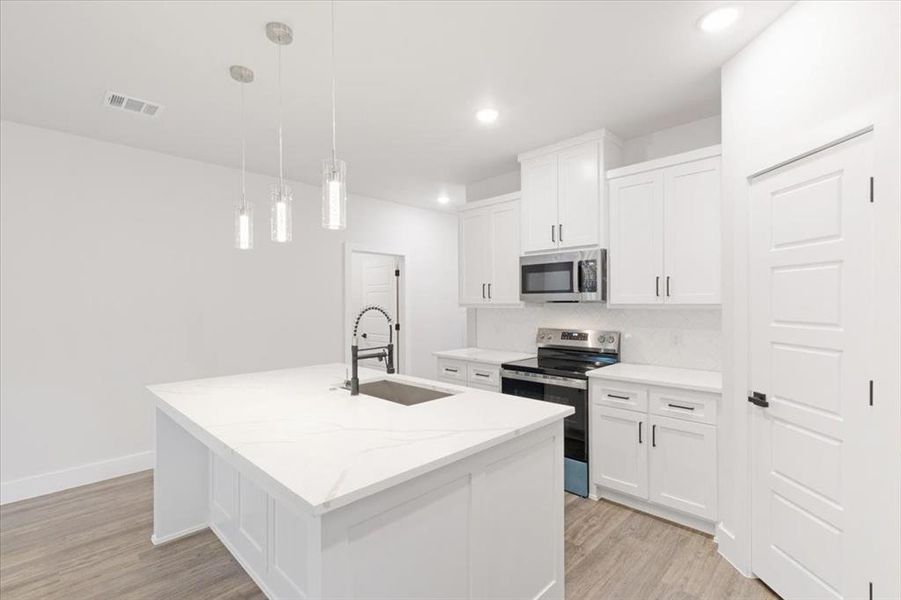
[591,380,648,412]
[649,388,718,425]
[468,363,500,387]
[436,359,467,382]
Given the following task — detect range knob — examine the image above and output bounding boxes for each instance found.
[607,335,615,343]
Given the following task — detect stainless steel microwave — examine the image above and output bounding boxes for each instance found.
[519,249,607,302]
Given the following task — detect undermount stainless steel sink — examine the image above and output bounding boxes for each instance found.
[357,380,454,406]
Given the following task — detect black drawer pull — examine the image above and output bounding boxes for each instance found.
[608,394,630,401]
[444,368,458,373]
[667,403,695,411]
[475,372,490,378]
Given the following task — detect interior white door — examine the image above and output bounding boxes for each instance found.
[520,155,558,253]
[556,141,599,249]
[591,405,648,499]
[663,157,721,304]
[352,253,397,368]
[459,208,492,305]
[648,414,717,520]
[608,170,664,304]
[750,133,873,600]
[488,201,520,303]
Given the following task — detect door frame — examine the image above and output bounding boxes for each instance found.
[343,243,407,374]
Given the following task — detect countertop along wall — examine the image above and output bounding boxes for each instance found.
[0,120,465,503]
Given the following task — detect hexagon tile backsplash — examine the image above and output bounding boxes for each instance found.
[475,304,722,372]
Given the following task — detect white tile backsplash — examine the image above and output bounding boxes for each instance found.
[475,304,722,371]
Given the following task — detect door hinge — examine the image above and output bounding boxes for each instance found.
[869,380,874,406]
[869,177,874,203]
[394,268,400,277]
[748,391,769,408]
[394,323,400,331]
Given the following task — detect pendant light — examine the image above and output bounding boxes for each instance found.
[267,22,294,243]
[322,0,347,230]
[230,65,255,250]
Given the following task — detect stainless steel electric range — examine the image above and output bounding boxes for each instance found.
[500,328,620,497]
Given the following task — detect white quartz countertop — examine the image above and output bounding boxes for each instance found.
[587,363,722,394]
[148,363,571,515]
[432,347,535,365]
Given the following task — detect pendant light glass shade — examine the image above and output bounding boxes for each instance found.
[235,197,254,249]
[322,158,346,230]
[230,65,254,250]
[270,183,293,242]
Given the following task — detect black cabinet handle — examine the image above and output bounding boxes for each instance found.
[655,276,660,297]
[551,225,555,243]
[481,283,486,299]
[559,223,563,242]
[666,276,671,297]
[608,394,630,401]
[638,421,643,444]
[475,372,490,378]
[487,283,492,299]
[652,424,657,447]
[667,403,695,411]
[444,368,458,373]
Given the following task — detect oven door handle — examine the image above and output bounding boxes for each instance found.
[500,369,587,390]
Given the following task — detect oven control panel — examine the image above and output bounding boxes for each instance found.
[536,328,620,354]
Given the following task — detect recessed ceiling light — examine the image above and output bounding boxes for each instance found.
[476,108,499,124]
[437,195,451,205]
[698,7,741,33]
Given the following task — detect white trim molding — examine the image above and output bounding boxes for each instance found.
[0,450,154,505]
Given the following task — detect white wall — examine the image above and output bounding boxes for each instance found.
[465,170,520,202]
[621,115,721,164]
[719,1,900,590]
[0,121,465,503]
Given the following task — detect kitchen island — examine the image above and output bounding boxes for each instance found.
[148,363,573,600]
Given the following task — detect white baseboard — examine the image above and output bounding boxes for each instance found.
[715,522,754,577]
[151,523,209,546]
[0,450,154,505]
[593,485,716,535]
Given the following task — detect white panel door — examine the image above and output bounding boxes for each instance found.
[750,133,873,600]
[608,171,664,304]
[591,405,648,499]
[488,201,520,303]
[459,208,492,305]
[521,155,558,253]
[557,141,599,249]
[354,253,397,367]
[648,415,717,520]
[663,157,721,304]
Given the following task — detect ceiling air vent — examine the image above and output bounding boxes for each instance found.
[103,91,163,118]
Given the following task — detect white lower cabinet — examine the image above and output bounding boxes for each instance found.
[436,358,502,392]
[590,378,718,527]
[648,414,717,520]
[592,405,648,499]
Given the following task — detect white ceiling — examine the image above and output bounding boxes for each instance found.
[0,1,791,210]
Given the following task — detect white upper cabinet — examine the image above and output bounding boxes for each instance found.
[607,146,721,306]
[458,194,521,306]
[518,130,621,254]
[663,157,721,304]
[608,170,665,304]
[520,154,559,253]
[557,142,600,249]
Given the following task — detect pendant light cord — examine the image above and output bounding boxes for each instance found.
[331,0,337,164]
[241,82,247,207]
[277,42,285,191]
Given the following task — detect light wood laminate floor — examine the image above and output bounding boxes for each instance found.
[0,471,778,599]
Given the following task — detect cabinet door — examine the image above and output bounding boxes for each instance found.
[608,171,664,304]
[591,405,648,499]
[488,200,521,303]
[648,414,717,520]
[663,157,721,304]
[556,141,599,249]
[459,208,492,305]
[520,155,559,253]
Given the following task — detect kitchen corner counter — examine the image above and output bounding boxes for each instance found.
[432,347,534,365]
[588,363,722,394]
